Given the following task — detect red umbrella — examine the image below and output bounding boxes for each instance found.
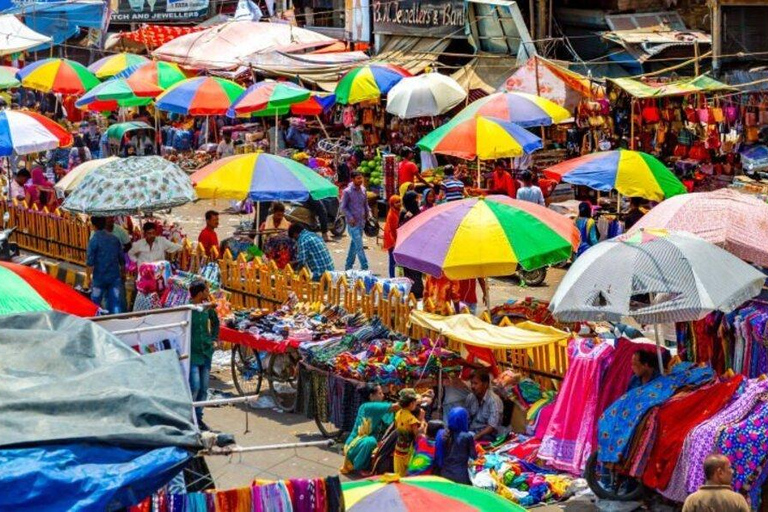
[0,262,98,317]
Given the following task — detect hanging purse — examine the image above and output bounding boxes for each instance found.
[711,98,724,123]
[642,99,661,124]
[684,104,699,123]
[724,102,739,124]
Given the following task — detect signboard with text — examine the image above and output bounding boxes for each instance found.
[372,0,465,37]
[110,0,209,23]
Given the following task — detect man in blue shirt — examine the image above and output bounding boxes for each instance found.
[340,171,371,271]
[289,223,334,280]
[515,170,546,206]
[86,216,125,314]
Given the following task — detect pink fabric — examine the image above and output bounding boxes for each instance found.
[538,339,614,474]
[534,402,556,439]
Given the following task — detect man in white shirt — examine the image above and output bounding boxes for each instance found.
[128,221,182,266]
[217,134,235,158]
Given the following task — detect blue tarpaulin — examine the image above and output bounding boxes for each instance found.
[0,444,190,512]
[6,1,106,51]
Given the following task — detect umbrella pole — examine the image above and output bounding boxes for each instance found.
[476,156,481,188]
[154,108,160,155]
[315,115,329,139]
[485,283,491,312]
[275,111,279,154]
[653,323,665,374]
[617,190,622,215]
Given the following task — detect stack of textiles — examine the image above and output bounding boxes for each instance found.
[490,297,580,331]
[471,438,574,508]
[676,301,768,377]
[129,476,344,512]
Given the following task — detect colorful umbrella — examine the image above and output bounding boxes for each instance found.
[628,188,768,266]
[394,195,579,279]
[190,152,338,202]
[455,91,571,127]
[387,73,467,119]
[87,53,149,79]
[155,76,245,116]
[291,93,336,115]
[335,64,410,105]
[17,58,100,94]
[75,78,163,111]
[115,60,187,89]
[228,81,311,117]
[343,475,526,512]
[54,157,120,194]
[62,156,196,216]
[543,149,687,202]
[0,262,98,317]
[0,110,72,156]
[0,66,19,89]
[417,115,542,160]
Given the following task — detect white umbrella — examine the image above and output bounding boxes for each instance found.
[386,72,467,119]
[54,157,120,195]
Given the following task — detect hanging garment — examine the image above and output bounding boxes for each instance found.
[641,376,743,491]
[538,338,614,474]
[598,363,715,463]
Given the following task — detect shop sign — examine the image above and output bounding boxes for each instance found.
[372,0,465,37]
[110,0,209,23]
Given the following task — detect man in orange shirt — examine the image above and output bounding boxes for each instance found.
[489,161,517,198]
[198,210,220,258]
[398,147,426,187]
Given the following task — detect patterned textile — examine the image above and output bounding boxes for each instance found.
[120,24,210,49]
[295,230,334,280]
[597,362,715,463]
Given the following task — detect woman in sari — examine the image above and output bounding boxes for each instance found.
[341,384,399,475]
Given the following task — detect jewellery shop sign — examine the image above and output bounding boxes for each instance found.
[372,0,466,37]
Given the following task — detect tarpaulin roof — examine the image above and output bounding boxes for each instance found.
[153,21,335,70]
[244,50,370,91]
[410,310,570,350]
[609,75,736,98]
[0,311,199,510]
[10,1,104,51]
[115,23,210,50]
[451,54,518,94]
[0,14,51,55]
[373,36,449,76]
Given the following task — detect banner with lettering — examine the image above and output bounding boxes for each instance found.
[372,0,465,37]
[110,0,209,23]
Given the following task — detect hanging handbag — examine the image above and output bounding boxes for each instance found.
[697,106,711,125]
[688,141,709,161]
[684,105,698,123]
[711,98,724,123]
[724,103,739,124]
[759,97,768,125]
[746,125,760,142]
[678,127,694,146]
[642,99,661,124]
[673,144,688,158]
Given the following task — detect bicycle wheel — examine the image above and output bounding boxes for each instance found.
[315,411,343,440]
[267,350,300,411]
[585,451,646,501]
[231,345,264,396]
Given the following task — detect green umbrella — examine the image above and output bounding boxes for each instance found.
[0,66,20,89]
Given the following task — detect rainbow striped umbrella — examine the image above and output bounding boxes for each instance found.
[335,64,410,104]
[456,91,571,127]
[543,149,687,201]
[417,115,542,160]
[190,152,338,202]
[18,58,100,94]
[0,66,19,89]
[228,81,311,117]
[87,53,149,78]
[116,60,187,89]
[75,78,162,111]
[0,110,72,156]
[343,475,525,512]
[0,262,98,317]
[291,93,336,115]
[394,195,579,278]
[155,76,244,116]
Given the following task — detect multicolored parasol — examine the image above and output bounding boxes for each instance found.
[290,93,336,115]
[62,156,196,216]
[455,91,571,127]
[543,149,687,201]
[394,195,579,279]
[17,58,100,94]
[155,76,245,116]
[417,115,542,160]
[343,475,526,512]
[190,152,338,202]
[0,66,19,89]
[228,81,311,117]
[335,64,411,104]
[0,110,72,156]
[75,78,163,111]
[87,53,150,79]
[627,188,768,266]
[0,262,98,317]
[116,60,187,89]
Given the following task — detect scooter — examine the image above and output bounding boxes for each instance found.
[516,266,548,287]
[286,197,347,237]
[1,212,44,270]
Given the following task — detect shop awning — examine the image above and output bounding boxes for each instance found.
[244,50,370,91]
[451,54,518,94]
[0,15,51,55]
[373,36,450,75]
[410,310,570,350]
[610,75,736,98]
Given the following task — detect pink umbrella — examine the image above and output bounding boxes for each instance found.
[628,188,768,266]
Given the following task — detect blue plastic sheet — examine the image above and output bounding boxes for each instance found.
[0,443,190,511]
[9,1,107,51]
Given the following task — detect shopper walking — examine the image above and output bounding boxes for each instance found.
[340,171,370,271]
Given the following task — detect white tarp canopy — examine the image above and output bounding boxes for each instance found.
[0,15,51,56]
[152,21,335,70]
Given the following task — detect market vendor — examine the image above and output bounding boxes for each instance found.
[465,370,504,441]
[289,223,334,280]
[628,350,660,390]
[398,147,426,187]
[259,202,291,240]
[341,384,399,475]
[489,161,517,197]
[128,221,183,267]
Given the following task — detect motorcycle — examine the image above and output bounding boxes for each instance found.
[1,212,44,270]
[515,266,548,287]
[285,197,347,237]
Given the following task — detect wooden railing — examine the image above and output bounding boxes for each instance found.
[6,201,567,381]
